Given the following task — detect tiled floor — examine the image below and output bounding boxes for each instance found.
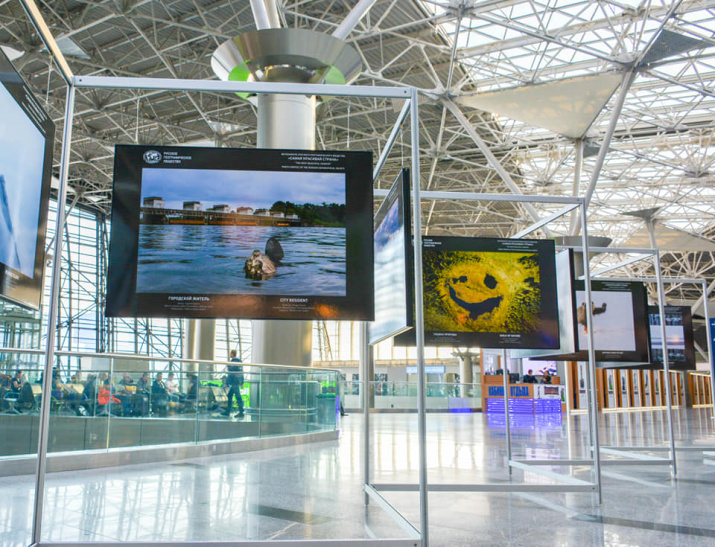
[2,407,715,546]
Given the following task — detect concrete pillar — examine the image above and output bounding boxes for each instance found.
[184,319,215,372]
[458,353,473,398]
[251,93,316,366]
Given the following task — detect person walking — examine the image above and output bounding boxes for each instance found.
[222,350,244,418]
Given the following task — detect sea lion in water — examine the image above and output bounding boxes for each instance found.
[244,250,277,280]
[265,236,284,263]
[244,237,285,280]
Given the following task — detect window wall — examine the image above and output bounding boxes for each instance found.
[0,199,347,366]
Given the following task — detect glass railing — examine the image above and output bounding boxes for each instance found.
[342,381,482,411]
[0,349,340,458]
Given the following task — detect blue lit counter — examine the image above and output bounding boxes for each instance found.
[482,375,565,414]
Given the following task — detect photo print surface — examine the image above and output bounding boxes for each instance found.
[571,279,650,364]
[0,49,54,309]
[575,290,636,352]
[647,305,695,370]
[106,145,374,320]
[367,169,412,345]
[395,237,560,348]
[136,168,346,296]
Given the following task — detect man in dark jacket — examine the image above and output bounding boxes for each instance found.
[222,350,244,417]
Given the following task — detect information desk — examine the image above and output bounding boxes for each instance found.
[482,375,565,414]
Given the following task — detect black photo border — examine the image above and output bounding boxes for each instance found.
[394,236,560,349]
[367,168,413,345]
[106,144,374,320]
[0,48,55,310]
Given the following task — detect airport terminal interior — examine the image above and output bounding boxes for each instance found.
[2,0,715,546]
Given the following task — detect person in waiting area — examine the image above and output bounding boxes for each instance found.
[222,350,244,417]
[522,369,537,384]
[136,372,150,394]
[98,378,121,414]
[11,370,24,393]
[186,374,198,402]
[152,372,171,414]
[119,372,134,388]
[165,372,185,402]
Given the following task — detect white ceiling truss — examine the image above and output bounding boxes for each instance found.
[1,0,715,305]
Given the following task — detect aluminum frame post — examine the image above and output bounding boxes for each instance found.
[503,349,513,475]
[702,280,715,422]
[579,202,602,504]
[360,321,371,505]
[410,87,429,547]
[654,252,677,476]
[32,83,76,544]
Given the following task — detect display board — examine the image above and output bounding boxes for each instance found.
[106,145,374,320]
[0,49,55,310]
[395,237,560,349]
[519,250,652,366]
[646,305,695,371]
[572,279,651,365]
[367,169,413,345]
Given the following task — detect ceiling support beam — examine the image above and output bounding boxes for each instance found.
[571,69,636,236]
[568,139,584,234]
[443,99,554,238]
[250,0,274,30]
[333,0,378,40]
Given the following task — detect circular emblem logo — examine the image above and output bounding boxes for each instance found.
[143,150,162,164]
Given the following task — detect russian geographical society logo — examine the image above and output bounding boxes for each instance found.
[143,150,162,164]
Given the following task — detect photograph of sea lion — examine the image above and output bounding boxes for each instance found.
[135,168,347,296]
[244,237,283,280]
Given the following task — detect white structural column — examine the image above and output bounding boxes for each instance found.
[251,93,316,366]
[457,352,474,398]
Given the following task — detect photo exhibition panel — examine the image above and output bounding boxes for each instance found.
[106,145,374,320]
[0,48,55,310]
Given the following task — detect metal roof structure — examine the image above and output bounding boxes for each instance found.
[1,0,714,305]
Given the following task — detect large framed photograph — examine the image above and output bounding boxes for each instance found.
[395,237,560,349]
[0,49,55,310]
[647,305,695,371]
[367,169,413,345]
[106,145,374,320]
[572,279,651,365]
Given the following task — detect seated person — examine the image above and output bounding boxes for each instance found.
[0,372,11,391]
[11,370,24,393]
[541,370,553,384]
[98,378,122,414]
[151,372,171,414]
[80,374,98,415]
[186,374,198,402]
[119,372,136,391]
[70,371,84,384]
[522,369,538,384]
[136,372,150,394]
[165,372,185,402]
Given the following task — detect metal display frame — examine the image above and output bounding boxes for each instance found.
[13,1,715,546]
[585,274,715,461]
[565,248,678,476]
[362,193,604,522]
[19,1,422,545]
